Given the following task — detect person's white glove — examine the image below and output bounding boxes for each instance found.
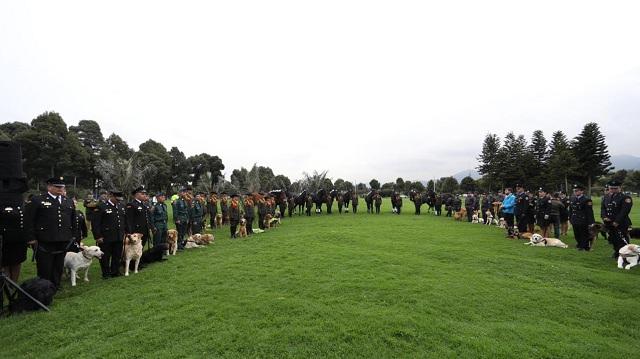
[544,215,549,220]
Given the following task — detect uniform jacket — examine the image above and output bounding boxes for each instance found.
[601,193,633,228]
[126,199,151,235]
[25,193,76,243]
[515,192,530,217]
[92,200,126,243]
[152,202,168,227]
[570,195,595,226]
[0,203,26,242]
[173,198,190,223]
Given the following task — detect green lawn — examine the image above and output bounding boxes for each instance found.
[1,197,639,358]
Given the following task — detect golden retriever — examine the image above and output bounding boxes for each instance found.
[124,233,144,276]
[167,229,178,255]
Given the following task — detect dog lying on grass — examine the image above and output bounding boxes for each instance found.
[128,243,169,272]
[188,233,214,245]
[524,233,569,248]
[10,278,56,313]
[618,244,640,270]
[64,245,104,286]
[124,233,144,276]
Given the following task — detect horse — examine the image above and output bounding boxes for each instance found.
[313,188,326,214]
[326,189,338,214]
[365,190,376,213]
[294,190,308,216]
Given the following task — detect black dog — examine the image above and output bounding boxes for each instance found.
[10,278,56,313]
[128,243,169,271]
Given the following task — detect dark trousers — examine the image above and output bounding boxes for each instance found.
[176,221,188,247]
[504,213,515,236]
[516,215,528,233]
[573,224,590,250]
[446,207,452,217]
[230,220,238,238]
[435,205,442,216]
[375,204,381,214]
[352,204,358,214]
[608,227,629,256]
[414,204,421,215]
[246,217,254,235]
[191,219,203,235]
[209,213,217,228]
[258,215,265,229]
[550,215,561,238]
[466,207,474,222]
[99,240,123,277]
[153,223,167,246]
[36,241,67,290]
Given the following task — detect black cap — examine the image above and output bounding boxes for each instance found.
[179,187,187,193]
[109,189,124,197]
[230,193,239,199]
[156,192,165,197]
[573,184,585,190]
[515,183,524,188]
[245,192,253,196]
[131,186,147,195]
[46,177,65,187]
[538,187,546,192]
[607,180,622,188]
[197,191,205,196]
[210,191,217,195]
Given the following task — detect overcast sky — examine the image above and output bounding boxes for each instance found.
[1,1,639,184]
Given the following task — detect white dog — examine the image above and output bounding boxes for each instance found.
[524,233,569,248]
[484,210,494,225]
[618,244,640,270]
[64,245,104,286]
[471,211,480,224]
[498,217,507,228]
[124,233,144,276]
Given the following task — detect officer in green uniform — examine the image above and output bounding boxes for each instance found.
[190,192,205,235]
[152,192,168,247]
[173,188,190,249]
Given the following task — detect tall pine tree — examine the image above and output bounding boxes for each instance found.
[477,133,501,191]
[572,123,611,194]
[547,131,577,192]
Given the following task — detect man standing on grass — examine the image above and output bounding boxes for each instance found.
[25,177,77,290]
[514,184,529,235]
[92,190,126,279]
[152,192,168,247]
[126,186,152,248]
[173,188,190,249]
[501,188,516,238]
[570,184,595,251]
[601,180,633,258]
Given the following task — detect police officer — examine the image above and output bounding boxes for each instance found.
[412,191,422,215]
[126,186,152,248]
[190,192,205,235]
[257,194,267,229]
[465,192,477,222]
[514,184,530,234]
[151,192,168,247]
[207,191,218,229]
[559,191,571,236]
[229,194,241,238]
[601,180,633,257]
[173,188,190,249]
[1,195,27,283]
[535,188,552,238]
[570,184,595,251]
[25,177,77,290]
[220,192,229,225]
[243,193,255,235]
[92,190,126,278]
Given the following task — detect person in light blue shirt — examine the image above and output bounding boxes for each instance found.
[502,187,516,238]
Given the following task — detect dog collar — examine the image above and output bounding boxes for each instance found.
[82,251,93,260]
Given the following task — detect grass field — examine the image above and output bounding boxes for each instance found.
[1,197,639,358]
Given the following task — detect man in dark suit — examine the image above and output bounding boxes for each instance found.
[601,180,633,257]
[25,177,77,290]
[92,190,126,279]
[126,186,151,248]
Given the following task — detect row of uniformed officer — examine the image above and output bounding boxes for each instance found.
[92,190,126,279]
[569,184,595,251]
[601,180,633,257]
[126,186,152,248]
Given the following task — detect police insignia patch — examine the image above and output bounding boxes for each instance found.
[626,198,632,203]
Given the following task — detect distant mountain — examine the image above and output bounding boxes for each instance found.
[452,169,481,182]
[611,154,640,170]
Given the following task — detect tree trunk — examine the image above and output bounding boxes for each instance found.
[588,176,592,197]
[564,174,568,195]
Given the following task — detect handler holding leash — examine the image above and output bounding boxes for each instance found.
[601,180,633,258]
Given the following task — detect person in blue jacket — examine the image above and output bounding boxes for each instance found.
[501,187,516,238]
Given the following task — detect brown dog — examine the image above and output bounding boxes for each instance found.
[237,218,248,238]
[263,214,273,229]
[167,229,178,255]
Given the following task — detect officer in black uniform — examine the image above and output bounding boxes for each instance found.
[465,193,476,222]
[25,177,77,290]
[514,184,529,234]
[1,196,27,283]
[207,191,218,229]
[601,180,633,257]
[71,197,88,252]
[243,193,255,235]
[92,190,126,278]
[535,188,552,238]
[126,186,152,248]
[570,184,595,251]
